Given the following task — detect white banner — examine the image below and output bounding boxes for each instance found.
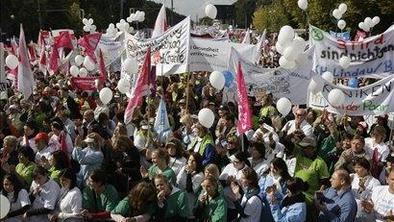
[125,17,191,76]
[188,37,257,72]
[310,25,394,78]
[224,47,314,105]
[308,74,394,116]
[98,35,124,72]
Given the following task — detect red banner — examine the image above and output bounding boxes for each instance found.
[70,77,97,91]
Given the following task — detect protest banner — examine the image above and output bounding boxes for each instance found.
[308,74,394,116]
[98,35,124,72]
[188,37,257,72]
[125,17,191,76]
[311,25,394,78]
[225,47,314,105]
[70,77,97,91]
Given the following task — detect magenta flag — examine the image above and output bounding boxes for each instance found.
[235,61,252,135]
[124,48,151,124]
[78,33,101,63]
[98,49,107,83]
[17,24,35,99]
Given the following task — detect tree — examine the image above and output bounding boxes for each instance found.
[253,1,290,32]
[234,0,256,28]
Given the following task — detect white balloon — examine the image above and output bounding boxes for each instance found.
[83,56,96,71]
[198,108,215,128]
[69,65,79,77]
[332,9,342,20]
[116,23,121,29]
[364,17,373,28]
[0,194,10,219]
[278,26,295,45]
[75,55,84,66]
[338,3,347,14]
[337,19,346,30]
[372,16,380,25]
[120,19,126,24]
[283,37,306,60]
[123,57,139,74]
[339,56,351,69]
[209,71,225,90]
[109,23,115,28]
[88,18,94,25]
[90,25,97,32]
[276,97,292,116]
[358,22,366,30]
[79,68,88,77]
[126,16,133,23]
[328,89,345,106]
[205,4,217,19]
[82,18,88,25]
[279,56,296,70]
[83,25,90,32]
[322,71,334,82]
[117,78,130,94]
[297,0,308,11]
[308,79,321,94]
[5,54,18,69]
[275,42,285,55]
[99,87,113,105]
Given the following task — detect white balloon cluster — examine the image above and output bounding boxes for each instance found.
[127,10,145,23]
[106,23,119,37]
[122,57,139,75]
[209,71,225,91]
[276,26,307,70]
[205,4,217,19]
[297,0,308,11]
[332,3,347,20]
[82,18,96,33]
[5,54,18,69]
[358,16,380,32]
[69,55,96,77]
[116,19,134,33]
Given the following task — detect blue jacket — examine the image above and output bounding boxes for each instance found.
[318,187,357,222]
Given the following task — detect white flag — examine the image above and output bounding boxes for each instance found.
[151,5,168,38]
[17,24,35,98]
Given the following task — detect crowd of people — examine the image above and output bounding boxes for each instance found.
[1,29,394,222]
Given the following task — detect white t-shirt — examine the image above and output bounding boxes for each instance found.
[4,189,30,222]
[57,187,82,222]
[371,185,394,221]
[350,174,380,221]
[364,138,390,162]
[29,179,60,222]
[240,195,262,222]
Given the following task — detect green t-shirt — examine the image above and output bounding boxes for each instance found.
[15,162,36,186]
[83,184,119,212]
[112,197,157,217]
[198,194,227,222]
[164,188,190,219]
[295,153,329,203]
[48,166,62,184]
[148,165,176,185]
[259,105,277,119]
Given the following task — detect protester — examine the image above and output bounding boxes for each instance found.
[140,148,176,184]
[15,146,36,187]
[1,174,31,222]
[316,169,357,222]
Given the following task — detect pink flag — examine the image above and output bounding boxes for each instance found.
[49,45,60,74]
[151,5,168,38]
[235,61,252,135]
[78,33,102,63]
[17,24,35,99]
[54,31,74,50]
[124,48,151,124]
[98,49,107,83]
[39,46,47,73]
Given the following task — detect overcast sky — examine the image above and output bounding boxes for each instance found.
[148,0,237,21]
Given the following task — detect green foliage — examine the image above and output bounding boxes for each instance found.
[234,0,256,28]
[253,1,290,32]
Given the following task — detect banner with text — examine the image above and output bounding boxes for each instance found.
[98,35,124,72]
[225,47,314,105]
[70,77,97,91]
[188,37,257,72]
[308,74,394,115]
[125,17,190,76]
[311,25,394,78]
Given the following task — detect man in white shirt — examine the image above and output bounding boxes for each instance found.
[363,168,394,221]
[281,108,314,139]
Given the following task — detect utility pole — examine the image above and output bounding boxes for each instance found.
[170,0,174,26]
